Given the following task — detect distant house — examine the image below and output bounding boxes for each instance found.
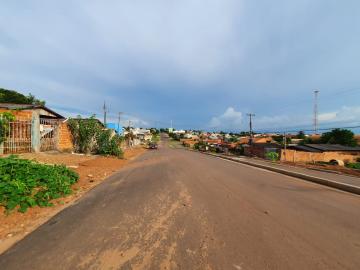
[182,139,198,148]
[283,144,360,163]
[237,136,273,145]
[106,123,123,134]
[243,143,282,159]
[124,128,152,145]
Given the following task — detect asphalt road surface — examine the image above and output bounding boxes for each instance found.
[1,139,360,270]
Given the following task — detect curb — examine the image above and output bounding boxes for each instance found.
[189,149,360,196]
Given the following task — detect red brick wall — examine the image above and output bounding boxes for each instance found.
[0,109,33,120]
[281,149,360,163]
[58,122,74,152]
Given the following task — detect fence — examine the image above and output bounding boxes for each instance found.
[0,120,32,154]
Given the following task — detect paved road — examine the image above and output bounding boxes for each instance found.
[1,140,360,270]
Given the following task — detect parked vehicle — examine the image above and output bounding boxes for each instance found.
[149,142,158,149]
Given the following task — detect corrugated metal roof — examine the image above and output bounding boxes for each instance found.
[306,144,360,151]
[288,145,322,152]
[0,103,64,119]
[289,144,360,152]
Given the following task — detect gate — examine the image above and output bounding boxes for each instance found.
[40,118,60,151]
[1,120,32,154]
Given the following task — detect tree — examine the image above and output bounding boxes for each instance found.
[272,135,291,145]
[67,116,102,154]
[0,88,45,105]
[0,112,15,144]
[320,128,357,147]
[296,131,306,139]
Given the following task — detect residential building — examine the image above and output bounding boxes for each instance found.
[283,144,360,163]
[0,103,73,153]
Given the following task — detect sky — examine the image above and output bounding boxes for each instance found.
[1,0,360,133]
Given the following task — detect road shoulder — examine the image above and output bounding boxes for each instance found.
[0,147,147,255]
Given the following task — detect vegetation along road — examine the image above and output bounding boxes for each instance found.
[0,137,359,270]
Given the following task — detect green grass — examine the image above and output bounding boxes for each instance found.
[168,139,182,148]
[0,155,79,213]
[346,163,360,170]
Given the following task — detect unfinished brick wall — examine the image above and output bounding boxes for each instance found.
[281,149,360,163]
[0,109,33,120]
[57,122,74,152]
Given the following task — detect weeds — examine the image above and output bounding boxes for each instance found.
[0,156,79,213]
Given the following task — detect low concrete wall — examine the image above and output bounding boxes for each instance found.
[281,149,359,163]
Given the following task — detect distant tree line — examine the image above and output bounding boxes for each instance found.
[0,88,45,106]
[297,128,358,147]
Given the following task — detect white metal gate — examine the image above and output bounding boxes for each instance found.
[1,120,32,154]
[40,118,60,151]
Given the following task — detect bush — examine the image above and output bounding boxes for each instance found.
[346,163,360,170]
[265,151,279,161]
[0,156,79,213]
[0,112,15,144]
[320,128,357,147]
[68,116,123,158]
[67,116,102,154]
[97,130,124,158]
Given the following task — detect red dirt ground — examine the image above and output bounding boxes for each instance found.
[0,147,147,254]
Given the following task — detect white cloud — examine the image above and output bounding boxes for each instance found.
[209,105,360,131]
[209,107,242,129]
[318,112,337,121]
[319,106,360,123]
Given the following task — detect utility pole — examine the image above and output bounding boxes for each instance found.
[118,112,123,133]
[246,113,255,143]
[313,90,319,134]
[283,132,287,162]
[170,120,173,130]
[103,101,107,127]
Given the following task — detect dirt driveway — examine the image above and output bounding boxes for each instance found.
[0,147,147,254]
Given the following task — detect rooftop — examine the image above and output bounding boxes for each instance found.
[0,103,64,119]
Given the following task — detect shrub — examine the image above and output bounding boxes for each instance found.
[320,128,357,147]
[0,156,79,213]
[0,112,15,144]
[265,151,279,161]
[97,130,124,158]
[346,163,360,170]
[67,116,102,154]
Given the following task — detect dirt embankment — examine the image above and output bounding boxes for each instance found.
[0,147,147,254]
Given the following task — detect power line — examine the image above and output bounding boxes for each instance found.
[254,124,360,134]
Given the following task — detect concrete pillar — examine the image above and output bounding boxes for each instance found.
[31,111,40,153]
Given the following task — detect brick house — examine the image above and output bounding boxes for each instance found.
[243,143,282,158]
[0,103,74,153]
[283,144,360,163]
